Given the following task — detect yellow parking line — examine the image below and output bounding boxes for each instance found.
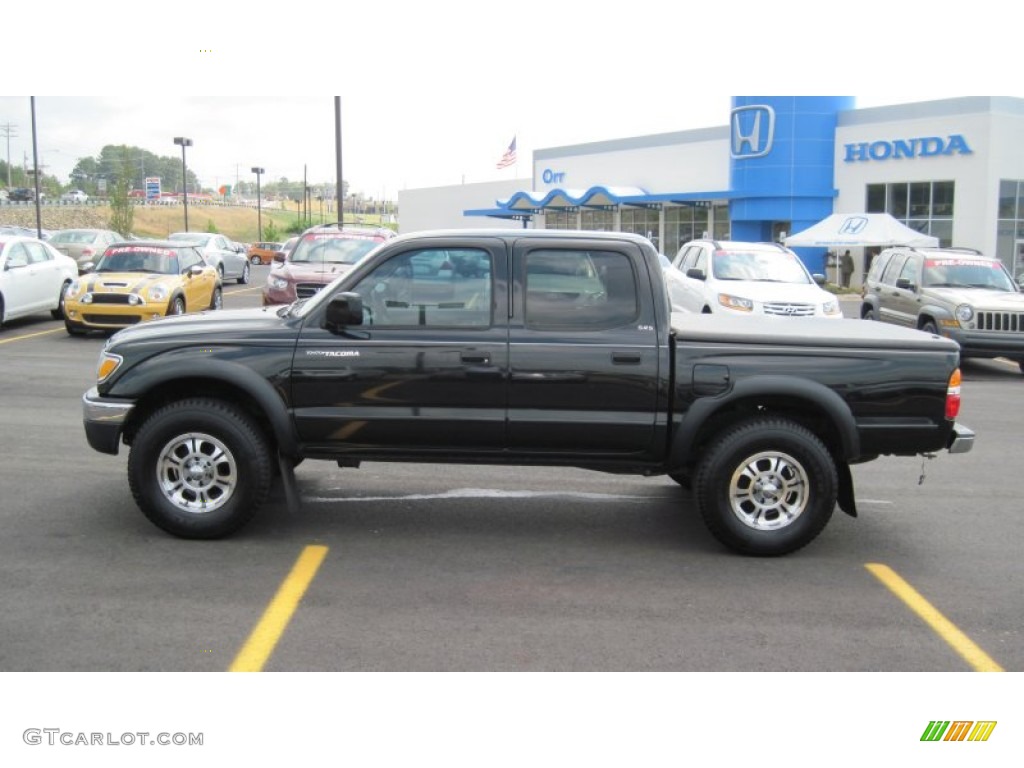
[865,563,1004,672]
[229,545,329,672]
[223,286,264,296]
[0,327,64,345]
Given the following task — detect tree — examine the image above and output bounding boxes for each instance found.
[107,149,135,236]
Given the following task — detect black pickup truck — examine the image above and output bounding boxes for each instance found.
[82,228,974,556]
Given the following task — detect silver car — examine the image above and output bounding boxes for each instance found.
[48,228,122,272]
[861,246,1024,373]
[168,232,250,284]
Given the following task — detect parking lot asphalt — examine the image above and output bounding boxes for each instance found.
[0,267,1020,673]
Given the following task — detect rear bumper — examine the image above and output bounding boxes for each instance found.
[947,423,975,454]
[83,387,135,455]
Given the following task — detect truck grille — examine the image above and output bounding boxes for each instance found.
[975,311,1024,332]
[296,283,326,298]
[763,302,815,317]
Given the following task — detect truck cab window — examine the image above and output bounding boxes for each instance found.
[525,249,638,330]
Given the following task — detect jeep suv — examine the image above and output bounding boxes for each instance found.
[670,239,841,318]
[861,246,1024,373]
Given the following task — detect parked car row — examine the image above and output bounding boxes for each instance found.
[6,225,1022,381]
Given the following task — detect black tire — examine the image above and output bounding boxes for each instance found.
[51,281,71,320]
[237,262,250,285]
[65,319,87,336]
[694,417,837,556]
[168,296,186,316]
[0,295,5,326]
[921,320,939,336]
[127,398,273,538]
[209,286,223,310]
[250,255,262,265]
[862,307,875,321]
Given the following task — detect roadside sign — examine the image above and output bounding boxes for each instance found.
[145,177,161,201]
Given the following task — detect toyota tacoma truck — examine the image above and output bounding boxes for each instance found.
[82,229,975,556]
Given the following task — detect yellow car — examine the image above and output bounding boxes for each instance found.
[64,241,222,335]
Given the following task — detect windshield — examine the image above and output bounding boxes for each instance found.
[712,250,811,283]
[168,233,209,245]
[95,246,178,274]
[289,234,380,265]
[923,258,1017,291]
[50,230,98,244]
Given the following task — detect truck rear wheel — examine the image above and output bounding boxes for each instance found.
[694,417,837,556]
[127,398,273,539]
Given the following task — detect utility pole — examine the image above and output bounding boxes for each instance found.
[1,122,17,187]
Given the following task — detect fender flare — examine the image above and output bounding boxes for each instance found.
[109,356,298,457]
[669,374,860,467]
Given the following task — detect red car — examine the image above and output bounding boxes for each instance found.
[261,224,395,305]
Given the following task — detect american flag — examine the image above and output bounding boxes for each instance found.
[496,136,517,169]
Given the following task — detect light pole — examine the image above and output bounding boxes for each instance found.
[251,166,264,241]
[173,136,192,231]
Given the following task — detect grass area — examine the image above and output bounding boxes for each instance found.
[129,205,390,242]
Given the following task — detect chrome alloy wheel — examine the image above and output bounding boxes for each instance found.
[156,431,237,513]
[728,450,809,531]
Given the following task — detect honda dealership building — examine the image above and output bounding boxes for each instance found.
[398,96,1024,282]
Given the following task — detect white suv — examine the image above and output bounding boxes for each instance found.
[671,239,842,318]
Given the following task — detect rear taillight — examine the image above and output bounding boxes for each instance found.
[945,368,962,420]
[82,247,94,257]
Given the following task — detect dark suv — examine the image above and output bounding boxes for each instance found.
[861,246,1024,373]
[8,187,40,202]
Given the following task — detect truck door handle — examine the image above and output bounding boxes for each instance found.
[612,352,642,365]
[461,352,490,364]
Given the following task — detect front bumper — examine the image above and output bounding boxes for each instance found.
[82,387,136,455]
[947,423,975,454]
[65,301,168,329]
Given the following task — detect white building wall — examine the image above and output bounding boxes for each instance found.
[398,179,525,234]
[533,136,729,194]
[835,105,1024,255]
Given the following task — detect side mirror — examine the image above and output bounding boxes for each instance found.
[78,261,95,274]
[686,268,706,281]
[895,277,916,291]
[273,251,287,263]
[324,292,364,331]
[811,273,826,286]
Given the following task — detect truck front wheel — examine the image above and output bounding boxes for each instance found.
[127,398,273,539]
[694,417,837,556]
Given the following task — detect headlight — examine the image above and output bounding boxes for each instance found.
[717,293,753,312]
[954,304,974,324]
[67,279,84,298]
[822,299,841,316]
[97,351,123,382]
[148,285,168,302]
[268,275,289,290]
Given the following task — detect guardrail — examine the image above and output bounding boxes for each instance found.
[0,199,282,209]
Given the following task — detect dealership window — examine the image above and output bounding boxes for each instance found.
[866,181,954,246]
[543,209,578,230]
[996,179,1024,275]
[580,208,614,231]
[664,204,710,258]
[620,208,660,251]
[712,203,731,240]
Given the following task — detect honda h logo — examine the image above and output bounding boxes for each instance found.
[838,216,869,235]
[731,105,775,159]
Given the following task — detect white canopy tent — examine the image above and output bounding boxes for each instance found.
[784,213,939,248]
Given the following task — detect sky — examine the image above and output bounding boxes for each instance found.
[6,1,1019,201]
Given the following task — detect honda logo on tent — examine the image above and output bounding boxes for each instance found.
[838,216,869,235]
[731,105,775,159]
